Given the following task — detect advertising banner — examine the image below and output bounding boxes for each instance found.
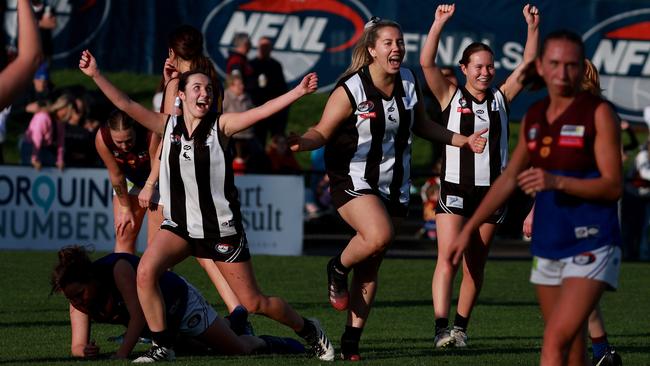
[3,0,649,121]
[0,167,304,255]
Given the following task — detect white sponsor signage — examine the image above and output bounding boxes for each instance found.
[0,167,304,255]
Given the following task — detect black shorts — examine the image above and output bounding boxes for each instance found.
[161,224,251,263]
[331,188,409,218]
[435,181,506,224]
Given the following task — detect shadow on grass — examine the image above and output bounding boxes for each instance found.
[0,320,70,328]
[372,299,538,308]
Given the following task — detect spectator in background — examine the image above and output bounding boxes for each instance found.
[266,134,301,174]
[223,73,260,175]
[0,0,42,110]
[31,0,56,98]
[19,95,65,170]
[225,33,254,91]
[623,127,650,261]
[250,37,289,147]
[60,93,97,167]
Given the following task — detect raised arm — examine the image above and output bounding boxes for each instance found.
[288,85,352,152]
[79,50,167,135]
[420,4,457,108]
[500,4,540,102]
[95,131,135,235]
[112,260,147,359]
[517,102,622,201]
[220,72,318,137]
[0,0,43,109]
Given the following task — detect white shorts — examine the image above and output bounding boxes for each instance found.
[112,178,160,205]
[178,282,218,337]
[530,245,621,290]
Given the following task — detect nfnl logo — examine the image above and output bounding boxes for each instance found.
[584,9,650,122]
[3,0,110,60]
[202,0,371,90]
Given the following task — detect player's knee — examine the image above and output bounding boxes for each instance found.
[362,228,394,253]
[136,260,161,289]
[239,294,266,315]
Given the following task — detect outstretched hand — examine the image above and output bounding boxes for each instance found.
[435,4,455,24]
[295,72,318,96]
[523,4,540,29]
[78,50,99,78]
[467,128,488,153]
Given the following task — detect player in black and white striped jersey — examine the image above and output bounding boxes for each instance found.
[289,17,487,360]
[420,3,540,348]
[79,50,337,362]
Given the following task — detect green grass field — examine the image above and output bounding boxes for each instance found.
[0,251,648,365]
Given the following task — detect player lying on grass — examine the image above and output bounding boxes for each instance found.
[51,245,304,361]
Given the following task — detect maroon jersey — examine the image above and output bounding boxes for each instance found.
[100,125,152,187]
[524,91,602,173]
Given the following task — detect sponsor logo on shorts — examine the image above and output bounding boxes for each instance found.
[573,252,596,265]
[162,219,178,228]
[446,195,463,209]
[574,225,600,239]
[215,243,234,254]
[187,313,202,328]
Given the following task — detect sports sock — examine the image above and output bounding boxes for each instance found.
[435,318,448,333]
[453,313,469,331]
[341,326,363,356]
[296,317,315,339]
[590,334,609,359]
[151,329,175,349]
[332,254,350,276]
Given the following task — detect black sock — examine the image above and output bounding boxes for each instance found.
[341,326,362,355]
[332,254,350,276]
[151,329,175,349]
[435,318,448,333]
[453,313,469,331]
[296,317,315,339]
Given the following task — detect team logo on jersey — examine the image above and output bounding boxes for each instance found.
[203,0,371,91]
[357,100,374,113]
[527,124,539,140]
[215,243,234,254]
[170,133,182,145]
[527,125,539,151]
[457,98,472,114]
[572,252,596,265]
[388,106,395,112]
[187,313,202,328]
[584,9,650,122]
[183,145,192,150]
